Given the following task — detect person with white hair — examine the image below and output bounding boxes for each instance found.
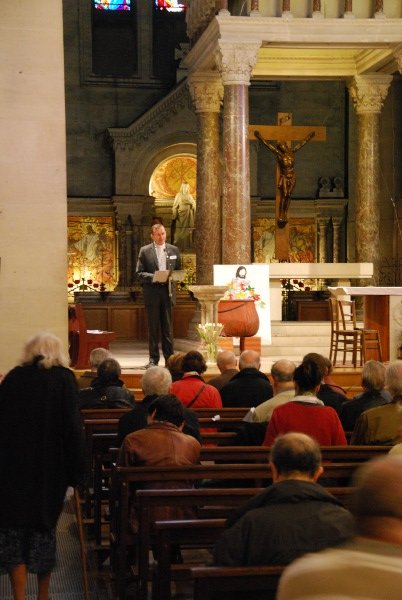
[340,359,391,432]
[351,361,402,445]
[76,346,112,389]
[117,366,200,445]
[0,332,85,600]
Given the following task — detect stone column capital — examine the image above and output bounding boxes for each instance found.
[348,74,393,114]
[394,47,402,75]
[187,74,224,113]
[216,42,261,86]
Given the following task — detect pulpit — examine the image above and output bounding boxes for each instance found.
[68,303,116,369]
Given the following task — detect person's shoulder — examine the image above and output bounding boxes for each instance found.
[362,402,393,417]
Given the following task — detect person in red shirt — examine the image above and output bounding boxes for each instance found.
[263,357,347,447]
[171,350,222,410]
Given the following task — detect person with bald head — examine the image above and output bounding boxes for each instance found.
[220,350,273,408]
[278,455,402,600]
[214,432,353,569]
[244,359,296,423]
[208,350,238,391]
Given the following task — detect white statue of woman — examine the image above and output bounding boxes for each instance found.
[172,182,196,250]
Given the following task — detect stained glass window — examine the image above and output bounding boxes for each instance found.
[94,0,130,10]
[155,0,186,12]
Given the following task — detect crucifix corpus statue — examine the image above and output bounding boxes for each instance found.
[250,113,326,261]
[254,130,315,228]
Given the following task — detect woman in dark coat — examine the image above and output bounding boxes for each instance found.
[0,332,85,600]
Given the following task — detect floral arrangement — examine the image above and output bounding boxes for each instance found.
[281,278,311,292]
[197,322,223,363]
[222,272,265,307]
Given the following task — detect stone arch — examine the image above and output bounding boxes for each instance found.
[131,139,197,195]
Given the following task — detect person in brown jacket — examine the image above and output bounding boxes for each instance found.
[118,394,201,468]
[118,394,201,529]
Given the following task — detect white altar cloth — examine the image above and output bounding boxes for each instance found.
[329,286,402,296]
[269,263,373,321]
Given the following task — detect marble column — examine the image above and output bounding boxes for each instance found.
[317,219,327,263]
[188,74,223,284]
[332,217,342,263]
[216,43,260,264]
[348,74,392,285]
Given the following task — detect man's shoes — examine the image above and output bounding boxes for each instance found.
[143,360,158,369]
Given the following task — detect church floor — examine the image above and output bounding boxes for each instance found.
[0,499,110,600]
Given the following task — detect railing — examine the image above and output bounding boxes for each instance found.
[186,0,395,42]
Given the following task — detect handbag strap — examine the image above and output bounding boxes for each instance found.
[187,384,207,408]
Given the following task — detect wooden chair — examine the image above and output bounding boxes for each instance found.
[328,297,361,367]
[329,298,382,367]
[69,303,116,369]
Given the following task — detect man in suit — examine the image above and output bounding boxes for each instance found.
[136,223,181,368]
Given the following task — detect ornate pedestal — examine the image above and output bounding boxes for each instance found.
[188,285,228,325]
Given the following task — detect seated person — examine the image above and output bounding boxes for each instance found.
[208,351,238,391]
[76,346,111,389]
[351,361,402,446]
[340,360,391,432]
[117,366,200,446]
[165,351,185,382]
[236,359,296,446]
[220,350,273,408]
[172,351,222,409]
[79,358,135,409]
[303,353,346,413]
[263,358,347,446]
[214,432,353,567]
[277,455,402,600]
[245,359,296,423]
[118,395,201,526]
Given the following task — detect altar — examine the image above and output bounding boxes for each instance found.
[269,263,374,321]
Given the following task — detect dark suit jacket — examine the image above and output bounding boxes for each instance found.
[136,242,181,304]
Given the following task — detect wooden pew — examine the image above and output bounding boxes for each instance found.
[153,518,225,600]
[81,408,131,420]
[190,565,284,600]
[194,407,250,419]
[110,462,359,599]
[91,442,388,550]
[200,445,392,463]
[134,486,354,600]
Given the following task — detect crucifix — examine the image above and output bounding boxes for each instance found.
[250,113,326,261]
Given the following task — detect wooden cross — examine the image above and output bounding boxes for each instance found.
[250,113,326,261]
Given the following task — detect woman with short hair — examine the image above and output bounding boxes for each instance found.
[0,332,85,600]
